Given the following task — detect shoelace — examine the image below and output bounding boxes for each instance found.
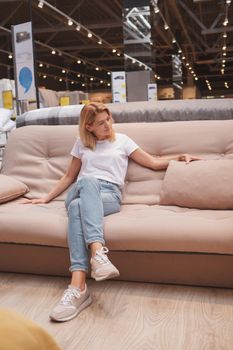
[94,247,110,265]
[60,288,80,306]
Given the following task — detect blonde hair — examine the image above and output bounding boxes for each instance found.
[79,102,115,150]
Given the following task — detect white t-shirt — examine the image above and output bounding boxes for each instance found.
[71,133,139,187]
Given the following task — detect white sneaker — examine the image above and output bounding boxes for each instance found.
[90,247,120,281]
[50,284,92,322]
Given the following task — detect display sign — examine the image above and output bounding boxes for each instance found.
[147,83,157,101]
[59,96,70,106]
[111,72,126,103]
[12,22,36,101]
[2,90,13,109]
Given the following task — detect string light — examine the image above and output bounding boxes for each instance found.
[67,19,73,26]
[38,1,44,8]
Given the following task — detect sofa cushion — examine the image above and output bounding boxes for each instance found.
[160,159,233,209]
[1,201,233,255]
[0,175,29,203]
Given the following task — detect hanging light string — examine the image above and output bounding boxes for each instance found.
[36,0,151,71]
[221,0,232,89]
[0,25,109,86]
[150,0,199,82]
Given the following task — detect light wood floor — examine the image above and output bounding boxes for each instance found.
[0,272,233,350]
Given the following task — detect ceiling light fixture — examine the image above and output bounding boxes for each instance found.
[76,24,81,31]
[67,18,73,26]
[87,32,92,38]
[98,39,102,45]
[164,24,169,30]
[38,1,44,9]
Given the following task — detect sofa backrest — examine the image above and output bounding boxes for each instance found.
[1,120,233,204]
[16,98,233,128]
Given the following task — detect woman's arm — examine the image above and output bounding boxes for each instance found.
[129,148,201,170]
[24,157,82,204]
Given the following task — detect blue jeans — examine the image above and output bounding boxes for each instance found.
[65,176,122,273]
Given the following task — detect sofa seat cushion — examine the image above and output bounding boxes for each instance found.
[0,200,68,247]
[104,205,233,255]
[1,201,233,255]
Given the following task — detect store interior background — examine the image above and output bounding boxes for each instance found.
[0,0,232,110]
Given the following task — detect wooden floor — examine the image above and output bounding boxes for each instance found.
[0,272,233,350]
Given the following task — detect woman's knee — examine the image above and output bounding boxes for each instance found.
[67,198,80,214]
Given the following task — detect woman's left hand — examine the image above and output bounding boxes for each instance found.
[178,153,202,164]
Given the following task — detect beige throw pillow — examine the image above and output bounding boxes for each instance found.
[160,159,233,209]
[0,174,29,203]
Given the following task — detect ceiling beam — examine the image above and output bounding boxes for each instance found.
[202,26,233,35]
[178,0,206,30]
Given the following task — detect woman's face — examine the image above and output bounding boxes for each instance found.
[86,111,113,140]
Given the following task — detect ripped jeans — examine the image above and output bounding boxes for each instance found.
[65,176,122,273]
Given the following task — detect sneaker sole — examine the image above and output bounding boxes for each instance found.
[50,295,92,322]
[91,270,120,282]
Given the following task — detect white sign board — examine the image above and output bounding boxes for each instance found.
[12,22,36,101]
[111,71,126,103]
[147,83,157,101]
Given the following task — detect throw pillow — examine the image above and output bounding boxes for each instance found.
[160,159,233,209]
[0,174,29,203]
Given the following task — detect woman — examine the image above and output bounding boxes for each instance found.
[25,102,200,322]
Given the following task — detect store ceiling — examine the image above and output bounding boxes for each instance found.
[0,0,232,97]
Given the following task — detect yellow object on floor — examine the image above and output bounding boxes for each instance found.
[0,309,61,350]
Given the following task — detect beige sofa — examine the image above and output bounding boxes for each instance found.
[0,120,233,288]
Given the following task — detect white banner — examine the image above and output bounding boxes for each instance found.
[147,83,157,101]
[12,22,36,101]
[111,71,126,103]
